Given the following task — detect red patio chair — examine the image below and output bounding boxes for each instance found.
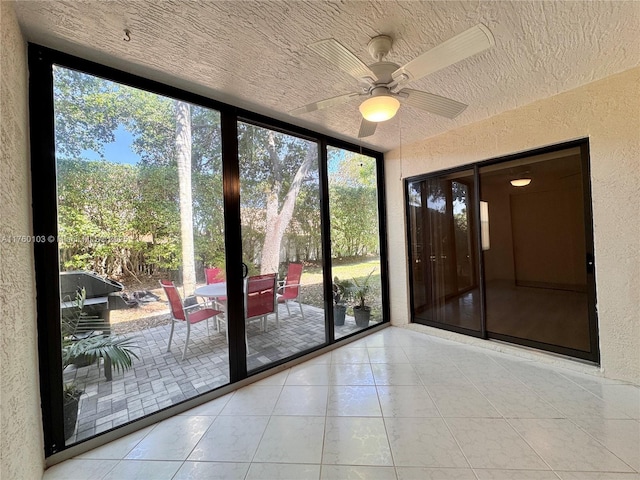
[160,280,223,360]
[204,266,227,307]
[277,263,304,319]
[245,273,279,353]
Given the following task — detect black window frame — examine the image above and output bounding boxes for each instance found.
[28,44,390,457]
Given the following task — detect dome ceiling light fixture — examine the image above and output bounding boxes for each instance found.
[358,87,401,122]
[290,24,495,138]
[510,178,532,187]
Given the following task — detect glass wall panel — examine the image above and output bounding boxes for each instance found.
[480,148,592,351]
[238,122,327,371]
[53,66,229,445]
[327,147,383,339]
[407,169,481,331]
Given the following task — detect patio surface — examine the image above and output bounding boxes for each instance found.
[65,302,371,443]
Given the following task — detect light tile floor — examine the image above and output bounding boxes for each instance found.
[66,303,369,442]
[46,327,640,480]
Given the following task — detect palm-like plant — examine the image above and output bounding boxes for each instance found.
[61,288,139,394]
[351,269,375,310]
[62,335,139,375]
[61,288,139,440]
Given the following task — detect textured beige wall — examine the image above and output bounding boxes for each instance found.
[0,1,45,478]
[386,67,640,384]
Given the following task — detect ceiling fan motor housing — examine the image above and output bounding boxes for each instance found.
[368,62,400,86]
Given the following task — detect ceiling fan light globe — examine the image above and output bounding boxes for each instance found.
[359,95,400,122]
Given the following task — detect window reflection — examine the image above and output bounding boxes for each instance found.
[481,150,591,351]
[408,170,481,332]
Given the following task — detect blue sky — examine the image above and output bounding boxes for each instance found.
[82,125,141,165]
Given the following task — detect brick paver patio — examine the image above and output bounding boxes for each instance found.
[65,302,373,443]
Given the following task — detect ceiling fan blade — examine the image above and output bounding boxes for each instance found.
[358,119,377,138]
[392,24,494,86]
[402,89,467,118]
[308,39,378,82]
[290,92,360,116]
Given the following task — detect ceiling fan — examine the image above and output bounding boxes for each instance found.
[290,24,495,138]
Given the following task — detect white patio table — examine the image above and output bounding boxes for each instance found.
[193,282,227,300]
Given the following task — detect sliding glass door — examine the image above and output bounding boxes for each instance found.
[406,142,599,361]
[407,169,481,334]
[480,148,596,354]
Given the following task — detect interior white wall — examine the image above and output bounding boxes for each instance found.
[0,2,45,479]
[385,67,640,384]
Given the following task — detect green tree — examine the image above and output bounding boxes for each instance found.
[57,158,139,274]
[53,67,120,158]
[53,67,317,284]
[328,151,379,258]
[175,100,196,293]
[238,124,318,274]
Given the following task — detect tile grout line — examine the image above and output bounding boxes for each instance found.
[400,344,479,479]
[452,360,559,474]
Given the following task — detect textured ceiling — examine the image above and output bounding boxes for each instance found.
[13,1,640,152]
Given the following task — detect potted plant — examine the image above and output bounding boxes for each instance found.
[61,288,139,440]
[351,269,375,328]
[332,276,353,326]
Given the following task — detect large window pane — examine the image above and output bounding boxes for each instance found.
[238,122,327,371]
[328,147,383,339]
[54,66,228,445]
[480,148,591,351]
[407,169,481,331]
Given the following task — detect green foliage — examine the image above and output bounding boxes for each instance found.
[328,152,380,258]
[350,269,376,309]
[238,123,315,206]
[53,67,120,158]
[57,158,139,273]
[61,289,139,396]
[52,66,381,283]
[63,336,139,375]
[332,276,354,305]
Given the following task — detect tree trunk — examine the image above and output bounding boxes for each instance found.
[175,100,196,295]
[260,133,315,274]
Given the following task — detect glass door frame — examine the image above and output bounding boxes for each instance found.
[405,166,486,339]
[405,138,599,362]
[28,44,389,457]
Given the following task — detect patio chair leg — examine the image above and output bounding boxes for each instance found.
[298,300,304,320]
[167,319,176,353]
[285,301,291,317]
[182,322,191,360]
